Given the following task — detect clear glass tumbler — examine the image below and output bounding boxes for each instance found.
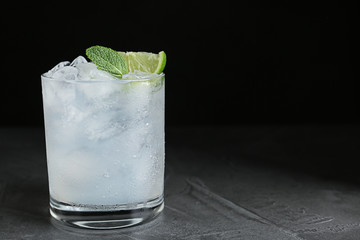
[41,73,165,229]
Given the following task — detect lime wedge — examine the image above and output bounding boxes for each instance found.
[118,51,166,74]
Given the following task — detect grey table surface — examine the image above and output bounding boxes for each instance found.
[1,125,360,240]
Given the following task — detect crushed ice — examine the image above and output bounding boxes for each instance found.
[43,56,160,81]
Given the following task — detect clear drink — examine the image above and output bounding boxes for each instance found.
[41,59,165,229]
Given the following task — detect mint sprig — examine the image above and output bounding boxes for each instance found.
[86,46,128,79]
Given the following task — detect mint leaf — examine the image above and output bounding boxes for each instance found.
[86,46,128,79]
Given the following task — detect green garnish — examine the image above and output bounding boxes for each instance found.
[86,46,128,79]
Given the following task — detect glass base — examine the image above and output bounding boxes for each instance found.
[49,196,164,230]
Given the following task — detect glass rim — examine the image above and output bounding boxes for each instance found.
[41,72,165,83]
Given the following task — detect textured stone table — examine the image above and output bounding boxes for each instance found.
[1,126,360,239]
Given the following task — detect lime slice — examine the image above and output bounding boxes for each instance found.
[118,51,166,74]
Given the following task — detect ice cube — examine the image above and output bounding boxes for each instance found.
[85,115,122,141]
[70,56,88,66]
[76,62,118,81]
[52,66,79,80]
[43,61,70,77]
[74,63,120,100]
[76,63,96,80]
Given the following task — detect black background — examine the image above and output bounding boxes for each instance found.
[0,1,358,126]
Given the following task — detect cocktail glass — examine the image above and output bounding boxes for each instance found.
[41,73,165,229]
